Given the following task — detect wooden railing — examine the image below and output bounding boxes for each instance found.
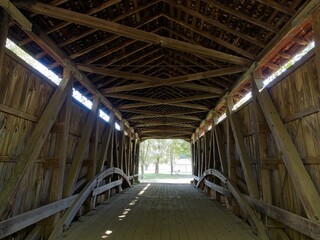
[194,169,320,240]
[0,168,135,239]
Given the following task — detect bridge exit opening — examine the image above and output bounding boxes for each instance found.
[138,139,193,183]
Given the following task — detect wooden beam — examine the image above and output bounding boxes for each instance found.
[0,103,37,122]
[32,1,158,58]
[128,114,201,122]
[140,129,192,134]
[165,0,265,48]
[254,0,296,15]
[0,196,77,239]
[253,80,320,223]
[95,48,163,90]
[204,180,231,198]
[133,123,195,129]
[214,123,228,175]
[244,195,320,239]
[0,69,73,219]
[102,66,246,93]
[124,109,204,119]
[17,2,252,66]
[63,97,100,197]
[51,0,155,37]
[201,0,278,32]
[96,114,115,173]
[77,64,161,83]
[226,97,259,199]
[164,15,255,60]
[44,90,72,237]
[173,83,225,95]
[0,0,32,31]
[313,6,320,92]
[164,15,256,60]
[119,101,210,111]
[142,133,189,139]
[92,180,123,196]
[79,64,234,95]
[110,93,217,105]
[0,7,9,80]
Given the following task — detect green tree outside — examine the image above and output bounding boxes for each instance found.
[139,139,191,178]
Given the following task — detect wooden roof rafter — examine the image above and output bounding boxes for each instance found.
[164,14,256,60]
[164,0,266,48]
[17,2,252,66]
[100,66,246,94]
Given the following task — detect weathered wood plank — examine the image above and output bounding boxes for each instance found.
[244,195,320,240]
[214,122,228,174]
[96,114,115,173]
[45,87,72,237]
[63,97,100,197]
[312,7,320,94]
[226,97,259,199]
[0,69,73,219]
[0,7,9,78]
[0,195,77,239]
[253,80,320,223]
[0,103,37,122]
[204,179,231,198]
[92,179,123,196]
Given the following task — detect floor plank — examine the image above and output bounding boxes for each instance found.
[59,183,259,240]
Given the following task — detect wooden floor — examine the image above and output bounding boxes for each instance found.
[59,183,258,240]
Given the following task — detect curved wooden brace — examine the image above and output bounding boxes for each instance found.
[195,169,269,240]
[196,168,227,188]
[48,167,131,240]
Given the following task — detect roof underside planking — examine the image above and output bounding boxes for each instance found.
[7,0,312,141]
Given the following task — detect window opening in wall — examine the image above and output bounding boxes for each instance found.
[5,39,121,130]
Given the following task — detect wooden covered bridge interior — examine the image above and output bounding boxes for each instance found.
[0,0,320,239]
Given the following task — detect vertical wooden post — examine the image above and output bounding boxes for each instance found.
[63,96,100,197]
[96,114,115,173]
[87,120,99,180]
[196,139,201,177]
[0,7,9,77]
[44,85,72,237]
[190,141,195,177]
[253,68,288,240]
[84,118,100,211]
[203,132,208,170]
[128,133,133,181]
[227,97,259,199]
[312,7,320,92]
[214,113,228,174]
[226,117,240,216]
[134,139,140,181]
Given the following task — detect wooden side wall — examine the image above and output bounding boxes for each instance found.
[0,51,137,239]
[192,53,320,240]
